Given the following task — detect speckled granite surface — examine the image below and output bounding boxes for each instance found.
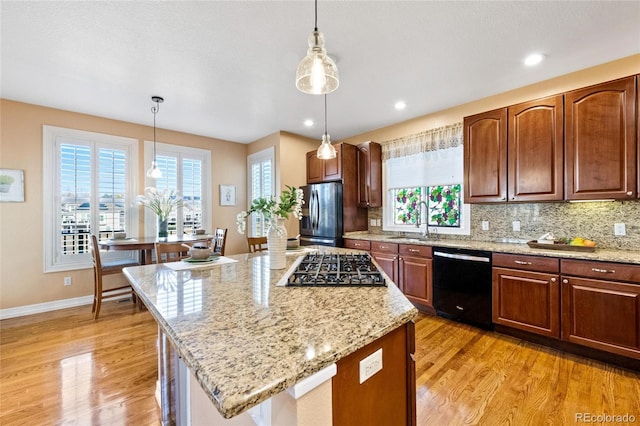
[344,233,640,265]
[123,248,418,419]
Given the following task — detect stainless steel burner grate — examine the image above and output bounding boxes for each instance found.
[286,253,386,287]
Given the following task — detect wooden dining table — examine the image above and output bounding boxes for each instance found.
[98,235,214,264]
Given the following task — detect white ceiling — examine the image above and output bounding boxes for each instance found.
[1,1,639,144]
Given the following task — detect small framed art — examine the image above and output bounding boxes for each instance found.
[220,184,236,206]
[0,169,25,202]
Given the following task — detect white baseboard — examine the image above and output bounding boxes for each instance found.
[0,295,93,320]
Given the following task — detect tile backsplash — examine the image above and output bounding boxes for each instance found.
[367,201,639,250]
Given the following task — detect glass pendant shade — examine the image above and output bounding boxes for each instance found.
[296,31,339,95]
[317,133,337,159]
[146,160,162,179]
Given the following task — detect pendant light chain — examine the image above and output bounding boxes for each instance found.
[314,0,318,31]
[324,94,327,136]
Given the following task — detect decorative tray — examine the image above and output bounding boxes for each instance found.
[183,255,221,263]
[526,240,596,253]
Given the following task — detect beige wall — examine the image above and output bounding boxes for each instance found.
[341,54,640,145]
[0,100,247,310]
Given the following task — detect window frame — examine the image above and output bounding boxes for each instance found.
[43,125,139,273]
[247,147,275,237]
[142,141,212,237]
[382,149,471,236]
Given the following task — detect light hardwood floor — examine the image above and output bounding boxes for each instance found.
[1,303,638,425]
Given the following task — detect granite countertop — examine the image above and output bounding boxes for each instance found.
[344,233,640,265]
[123,247,418,419]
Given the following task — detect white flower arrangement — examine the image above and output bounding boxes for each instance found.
[236,186,304,234]
[135,187,183,221]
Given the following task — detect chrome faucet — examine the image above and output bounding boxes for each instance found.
[415,201,429,238]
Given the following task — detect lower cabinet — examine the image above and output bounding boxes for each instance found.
[332,322,416,426]
[561,259,640,360]
[370,242,399,284]
[398,245,433,308]
[492,253,560,338]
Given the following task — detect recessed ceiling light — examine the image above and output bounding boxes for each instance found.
[304,119,314,127]
[394,101,406,110]
[524,53,545,66]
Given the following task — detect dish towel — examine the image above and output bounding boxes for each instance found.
[164,256,238,271]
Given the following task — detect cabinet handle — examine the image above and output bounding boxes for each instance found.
[550,278,557,283]
[592,268,615,274]
[562,279,568,284]
[514,260,532,265]
[408,248,420,253]
[627,191,633,196]
[501,196,506,200]
[380,245,387,249]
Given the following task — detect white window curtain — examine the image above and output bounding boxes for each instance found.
[382,122,470,235]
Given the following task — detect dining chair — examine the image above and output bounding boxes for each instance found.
[247,236,268,253]
[90,235,141,320]
[212,227,228,256]
[155,241,191,263]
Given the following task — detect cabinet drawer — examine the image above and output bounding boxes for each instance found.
[371,241,399,254]
[493,253,559,273]
[561,259,640,284]
[399,244,432,258]
[344,239,371,251]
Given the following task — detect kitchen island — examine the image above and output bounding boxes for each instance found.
[123,248,418,425]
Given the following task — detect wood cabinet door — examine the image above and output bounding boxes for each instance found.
[356,142,382,207]
[371,252,399,286]
[561,276,640,359]
[492,267,560,338]
[508,95,564,201]
[399,255,433,308]
[322,145,342,181]
[306,151,324,183]
[464,108,508,203]
[565,76,637,200]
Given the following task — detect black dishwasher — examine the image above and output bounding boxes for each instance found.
[433,246,493,330]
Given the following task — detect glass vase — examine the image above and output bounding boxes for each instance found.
[267,217,287,269]
[158,217,169,239]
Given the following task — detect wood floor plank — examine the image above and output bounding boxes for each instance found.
[2,304,639,425]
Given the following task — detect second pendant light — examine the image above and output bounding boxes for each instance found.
[317,94,336,160]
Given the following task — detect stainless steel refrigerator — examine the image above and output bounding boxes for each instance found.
[299,182,343,247]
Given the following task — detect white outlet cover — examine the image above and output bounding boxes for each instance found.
[512,221,521,232]
[614,223,626,236]
[482,221,489,231]
[359,348,383,384]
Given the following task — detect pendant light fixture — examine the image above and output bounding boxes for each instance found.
[317,94,337,159]
[295,0,339,95]
[146,96,164,179]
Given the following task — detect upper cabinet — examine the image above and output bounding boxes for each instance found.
[464,75,638,203]
[508,95,564,202]
[306,148,342,183]
[356,141,382,207]
[565,76,637,200]
[463,108,508,203]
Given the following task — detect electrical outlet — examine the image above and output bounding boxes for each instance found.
[513,221,521,232]
[376,219,381,227]
[64,276,72,286]
[482,221,489,231]
[359,348,383,384]
[614,223,626,236]
[370,219,376,227]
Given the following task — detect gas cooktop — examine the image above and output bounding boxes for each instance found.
[286,253,386,287]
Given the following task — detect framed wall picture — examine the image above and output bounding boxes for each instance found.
[220,184,236,206]
[0,169,25,202]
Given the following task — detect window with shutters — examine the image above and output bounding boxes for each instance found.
[143,142,211,237]
[247,148,275,236]
[43,126,138,272]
